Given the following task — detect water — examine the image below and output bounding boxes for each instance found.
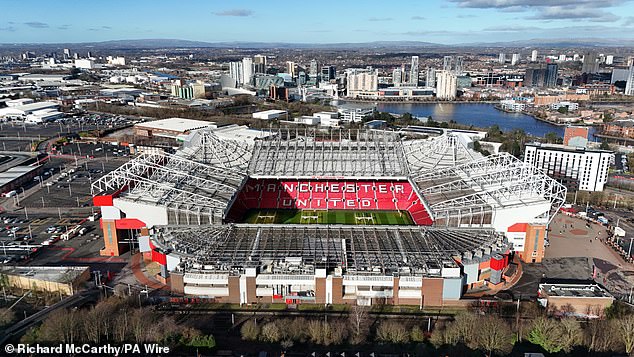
[334,101,598,140]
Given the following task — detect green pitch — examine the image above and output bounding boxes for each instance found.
[242,209,414,225]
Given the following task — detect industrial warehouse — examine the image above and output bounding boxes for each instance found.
[91,128,566,306]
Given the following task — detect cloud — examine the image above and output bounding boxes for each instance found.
[24,21,49,28]
[57,25,70,30]
[0,26,16,32]
[213,9,254,17]
[447,0,624,22]
[448,0,625,8]
[456,14,477,18]
[102,26,112,30]
[368,17,393,21]
[527,7,620,22]
[411,16,426,20]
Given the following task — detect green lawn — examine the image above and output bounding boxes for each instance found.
[242,209,413,225]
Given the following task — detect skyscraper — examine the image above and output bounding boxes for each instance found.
[436,70,457,100]
[443,56,453,72]
[253,55,267,74]
[606,55,614,65]
[242,57,253,85]
[524,63,558,88]
[410,56,419,86]
[454,56,464,74]
[309,59,318,78]
[626,65,634,96]
[392,67,405,86]
[499,53,506,64]
[426,67,436,88]
[582,52,599,74]
[531,50,538,62]
[229,61,243,86]
[286,61,298,77]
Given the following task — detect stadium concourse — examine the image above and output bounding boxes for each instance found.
[92,128,566,306]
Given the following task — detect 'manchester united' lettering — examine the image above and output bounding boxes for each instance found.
[240,179,414,210]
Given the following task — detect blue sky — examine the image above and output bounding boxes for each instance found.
[1,0,634,44]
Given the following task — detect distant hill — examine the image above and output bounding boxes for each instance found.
[1,38,633,50]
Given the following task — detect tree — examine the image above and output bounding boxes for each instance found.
[613,315,634,354]
[557,106,569,114]
[473,141,482,152]
[260,322,282,343]
[240,319,260,341]
[600,141,611,150]
[187,334,216,349]
[558,317,583,353]
[376,320,410,344]
[410,325,425,342]
[0,308,15,327]
[544,132,560,144]
[585,318,616,352]
[474,316,514,357]
[349,305,369,344]
[527,316,564,353]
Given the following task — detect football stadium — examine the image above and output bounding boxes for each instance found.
[92,128,566,306]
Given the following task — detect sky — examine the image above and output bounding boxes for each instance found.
[1,0,634,44]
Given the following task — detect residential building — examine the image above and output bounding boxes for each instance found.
[606,55,614,65]
[511,53,520,66]
[498,53,506,64]
[346,70,378,98]
[524,64,558,87]
[410,56,419,86]
[253,55,267,74]
[582,52,599,74]
[338,108,373,123]
[550,101,579,112]
[435,71,457,100]
[426,67,436,88]
[531,50,538,62]
[626,65,634,96]
[242,57,254,85]
[524,143,612,191]
[321,65,336,83]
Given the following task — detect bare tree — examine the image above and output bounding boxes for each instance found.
[259,321,282,343]
[376,320,410,344]
[613,315,634,354]
[349,305,369,344]
[240,319,260,341]
[558,317,582,353]
[474,316,514,357]
[585,318,616,353]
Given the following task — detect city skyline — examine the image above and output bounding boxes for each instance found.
[2,0,634,44]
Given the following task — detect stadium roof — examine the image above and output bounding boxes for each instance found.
[248,129,409,178]
[154,224,508,276]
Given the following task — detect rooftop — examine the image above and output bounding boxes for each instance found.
[539,283,613,299]
[135,117,216,134]
[1,266,89,283]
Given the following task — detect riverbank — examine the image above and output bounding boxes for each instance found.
[334,99,499,105]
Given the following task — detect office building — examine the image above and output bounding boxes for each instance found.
[499,53,506,64]
[511,53,520,66]
[443,56,453,72]
[524,143,612,191]
[426,67,436,88]
[531,50,538,62]
[435,70,457,100]
[606,55,614,65]
[582,52,599,74]
[171,82,207,100]
[625,65,634,96]
[410,56,419,86]
[558,54,566,62]
[321,65,336,83]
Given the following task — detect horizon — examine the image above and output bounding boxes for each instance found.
[2,0,634,44]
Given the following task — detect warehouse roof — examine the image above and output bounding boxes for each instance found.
[135,118,216,134]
